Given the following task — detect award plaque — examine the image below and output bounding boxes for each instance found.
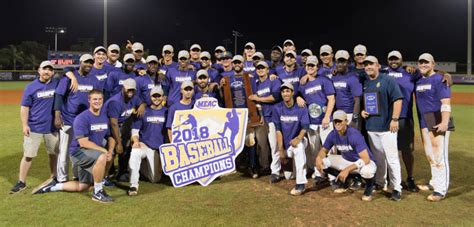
[364,92,380,115]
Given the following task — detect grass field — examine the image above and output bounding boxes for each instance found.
[1,83,474,225]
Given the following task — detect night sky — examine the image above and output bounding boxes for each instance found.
[2,0,473,63]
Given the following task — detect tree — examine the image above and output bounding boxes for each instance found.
[8,45,24,70]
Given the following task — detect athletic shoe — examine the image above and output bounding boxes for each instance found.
[269,174,281,184]
[103,176,115,187]
[92,189,114,203]
[290,184,305,196]
[390,190,402,201]
[250,168,259,179]
[32,177,57,194]
[374,184,389,193]
[350,176,363,191]
[313,176,326,188]
[128,187,138,196]
[417,184,434,191]
[333,181,349,194]
[427,192,445,202]
[362,181,374,201]
[10,181,26,194]
[406,177,419,192]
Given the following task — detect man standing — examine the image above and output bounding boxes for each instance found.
[128,86,167,196]
[271,83,309,196]
[105,53,137,98]
[159,44,179,74]
[104,44,122,69]
[194,69,220,102]
[11,61,60,193]
[200,51,220,84]
[318,44,336,79]
[189,44,202,70]
[275,50,306,94]
[361,56,404,201]
[33,90,116,203]
[164,50,196,107]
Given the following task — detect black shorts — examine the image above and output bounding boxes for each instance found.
[398,118,414,152]
[71,149,103,184]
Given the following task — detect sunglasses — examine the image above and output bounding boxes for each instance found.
[233,61,242,64]
[134,50,143,53]
[201,57,210,61]
[333,119,343,124]
[256,66,266,70]
[83,60,94,64]
[184,87,194,91]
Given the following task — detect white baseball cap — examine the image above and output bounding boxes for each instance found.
[132,42,144,52]
[363,56,379,64]
[94,46,106,54]
[353,44,367,55]
[196,69,209,78]
[150,86,164,96]
[214,46,226,52]
[190,44,201,51]
[301,49,313,56]
[256,61,269,68]
[181,80,194,89]
[178,50,190,59]
[244,42,255,49]
[108,44,120,52]
[39,60,54,69]
[123,78,136,90]
[80,54,94,62]
[320,44,333,55]
[418,53,434,62]
[252,52,264,60]
[162,44,174,53]
[306,56,319,65]
[232,55,244,63]
[335,50,350,60]
[283,39,295,46]
[123,53,135,62]
[333,110,347,121]
[146,55,158,63]
[285,50,297,58]
[200,51,211,59]
[388,50,402,59]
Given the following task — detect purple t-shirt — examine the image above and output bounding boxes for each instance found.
[387,67,415,119]
[190,61,201,71]
[332,72,363,114]
[105,70,136,97]
[219,70,235,79]
[276,66,306,94]
[135,74,156,105]
[69,109,110,156]
[166,101,195,128]
[104,92,142,124]
[165,68,196,107]
[323,127,375,162]
[272,102,310,150]
[255,77,281,122]
[159,61,179,76]
[299,75,336,124]
[243,60,255,73]
[132,106,167,150]
[21,78,59,133]
[194,85,218,100]
[207,68,220,84]
[90,65,112,90]
[134,62,147,71]
[55,71,103,125]
[415,73,451,129]
[318,63,336,79]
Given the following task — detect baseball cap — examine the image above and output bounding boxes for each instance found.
[320,44,333,55]
[39,60,54,69]
[332,110,347,121]
[215,46,226,52]
[335,50,350,60]
[178,50,190,59]
[418,53,434,62]
[272,45,283,53]
[306,56,319,65]
[220,51,233,59]
[123,78,136,90]
[132,42,144,52]
[200,51,211,59]
[150,86,164,96]
[256,61,269,68]
[283,39,295,46]
[244,42,255,49]
[285,50,297,58]
[363,56,379,64]
[146,55,158,63]
[353,44,367,55]
[280,82,294,91]
[123,53,135,62]
[181,80,194,89]
[190,44,201,51]
[80,54,94,62]
[94,46,106,54]
[197,69,209,78]
[301,49,313,56]
[252,52,264,60]
[162,44,174,53]
[108,44,120,52]
[232,55,244,63]
[388,50,402,59]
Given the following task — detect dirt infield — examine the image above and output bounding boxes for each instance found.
[0,90,473,105]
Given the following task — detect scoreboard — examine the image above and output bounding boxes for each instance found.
[47,51,86,69]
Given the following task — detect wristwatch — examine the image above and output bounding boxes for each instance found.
[391,118,399,121]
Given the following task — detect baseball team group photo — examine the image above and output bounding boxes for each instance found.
[1,0,473,225]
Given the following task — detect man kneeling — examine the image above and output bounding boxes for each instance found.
[33,90,115,203]
[315,110,377,201]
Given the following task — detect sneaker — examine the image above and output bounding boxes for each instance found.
[330,180,338,190]
[427,192,445,202]
[251,168,259,179]
[406,177,419,192]
[362,181,374,201]
[103,176,115,187]
[350,177,363,191]
[269,174,281,184]
[417,184,434,191]
[333,181,349,194]
[128,187,138,196]
[32,177,57,194]
[374,184,389,193]
[313,176,326,188]
[10,181,26,194]
[390,190,402,201]
[92,189,114,203]
[290,184,305,196]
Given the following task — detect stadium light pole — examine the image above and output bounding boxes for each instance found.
[468,0,472,76]
[232,30,243,55]
[103,0,108,47]
[45,27,67,52]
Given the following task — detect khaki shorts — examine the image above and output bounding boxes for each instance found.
[23,132,59,158]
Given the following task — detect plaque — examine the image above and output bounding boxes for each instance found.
[364,92,380,115]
